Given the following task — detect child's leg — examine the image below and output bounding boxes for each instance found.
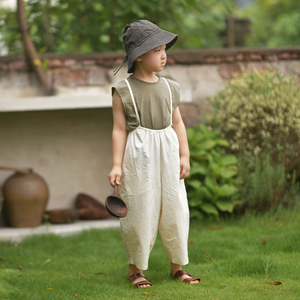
[119,184,161,270]
[170,263,200,284]
[119,129,162,270]
[158,128,200,284]
[128,264,152,288]
[158,178,190,266]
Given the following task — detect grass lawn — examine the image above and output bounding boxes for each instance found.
[0,207,299,300]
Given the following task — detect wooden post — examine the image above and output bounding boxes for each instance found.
[227,14,235,48]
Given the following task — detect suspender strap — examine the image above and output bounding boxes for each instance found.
[125,77,173,127]
[162,77,173,126]
[125,79,141,124]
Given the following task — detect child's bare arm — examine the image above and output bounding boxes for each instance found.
[108,90,127,187]
[172,107,190,179]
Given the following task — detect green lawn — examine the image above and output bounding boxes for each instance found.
[0,207,299,300]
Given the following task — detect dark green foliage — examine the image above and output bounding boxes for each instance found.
[186,124,239,219]
[240,0,300,47]
[0,0,231,54]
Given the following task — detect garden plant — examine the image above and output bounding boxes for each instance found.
[186,124,239,219]
[207,68,300,212]
[209,68,300,174]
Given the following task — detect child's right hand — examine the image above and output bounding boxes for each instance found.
[108,166,122,187]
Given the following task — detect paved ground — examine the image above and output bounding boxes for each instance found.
[0,218,120,243]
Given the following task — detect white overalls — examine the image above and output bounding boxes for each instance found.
[119,77,190,270]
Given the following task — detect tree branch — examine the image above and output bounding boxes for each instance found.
[17,0,53,95]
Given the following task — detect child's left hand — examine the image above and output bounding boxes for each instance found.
[180,156,190,179]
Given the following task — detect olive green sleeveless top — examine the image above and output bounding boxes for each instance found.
[112,75,180,132]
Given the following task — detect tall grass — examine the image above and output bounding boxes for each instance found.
[0,206,300,299]
[236,154,299,213]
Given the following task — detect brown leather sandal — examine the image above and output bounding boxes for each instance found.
[173,270,201,284]
[128,272,153,288]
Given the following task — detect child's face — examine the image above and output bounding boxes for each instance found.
[135,44,167,73]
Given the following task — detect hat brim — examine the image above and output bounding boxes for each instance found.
[127,30,177,73]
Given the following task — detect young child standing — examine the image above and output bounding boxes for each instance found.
[108,20,201,288]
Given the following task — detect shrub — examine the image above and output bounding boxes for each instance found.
[208,68,300,175]
[186,124,240,219]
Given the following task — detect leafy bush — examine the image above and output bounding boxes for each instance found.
[186,124,240,219]
[241,0,300,47]
[208,68,300,176]
[0,0,230,54]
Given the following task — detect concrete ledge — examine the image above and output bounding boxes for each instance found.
[0,94,112,112]
[0,218,120,243]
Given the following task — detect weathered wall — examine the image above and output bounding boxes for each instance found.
[1,46,300,210]
[0,109,113,209]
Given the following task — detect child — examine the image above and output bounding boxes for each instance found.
[108,20,201,288]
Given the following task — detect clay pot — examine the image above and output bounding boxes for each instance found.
[1,166,49,228]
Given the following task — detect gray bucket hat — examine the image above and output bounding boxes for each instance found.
[114,20,178,75]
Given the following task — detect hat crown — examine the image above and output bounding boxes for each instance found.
[113,19,177,75]
[123,20,161,55]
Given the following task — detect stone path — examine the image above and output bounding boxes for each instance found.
[0,218,120,243]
